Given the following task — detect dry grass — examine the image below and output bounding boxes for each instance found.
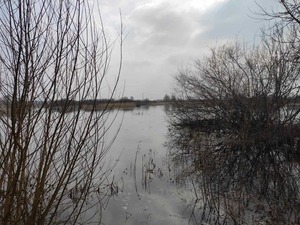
[81,102,137,111]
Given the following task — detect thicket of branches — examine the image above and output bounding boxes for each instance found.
[0,0,122,224]
[168,1,300,224]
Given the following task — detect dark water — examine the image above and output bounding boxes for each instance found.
[101,105,194,225]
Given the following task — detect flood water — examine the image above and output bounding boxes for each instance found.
[93,104,300,225]
[101,105,195,225]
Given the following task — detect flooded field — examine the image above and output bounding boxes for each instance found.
[101,105,197,225]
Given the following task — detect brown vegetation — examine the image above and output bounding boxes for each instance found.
[0,1,123,224]
[167,2,300,223]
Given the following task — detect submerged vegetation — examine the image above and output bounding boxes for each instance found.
[0,0,123,224]
[2,0,300,224]
[167,1,300,224]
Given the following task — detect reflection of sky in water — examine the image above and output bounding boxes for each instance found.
[101,106,194,225]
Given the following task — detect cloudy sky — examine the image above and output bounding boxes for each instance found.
[99,0,279,100]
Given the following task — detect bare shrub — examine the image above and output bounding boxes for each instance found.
[0,1,123,224]
[167,36,300,224]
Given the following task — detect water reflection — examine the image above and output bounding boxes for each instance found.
[167,124,300,225]
[101,106,197,225]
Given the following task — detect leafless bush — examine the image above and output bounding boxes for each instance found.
[0,0,123,224]
[167,32,300,224]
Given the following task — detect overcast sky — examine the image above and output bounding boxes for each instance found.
[99,0,279,100]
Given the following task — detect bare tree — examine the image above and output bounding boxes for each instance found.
[167,1,300,224]
[0,0,123,224]
[257,0,300,58]
[258,0,300,25]
[168,35,300,224]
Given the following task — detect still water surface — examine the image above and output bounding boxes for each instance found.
[102,105,195,225]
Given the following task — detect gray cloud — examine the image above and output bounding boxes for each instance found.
[194,0,275,42]
[101,0,280,99]
[129,2,195,47]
